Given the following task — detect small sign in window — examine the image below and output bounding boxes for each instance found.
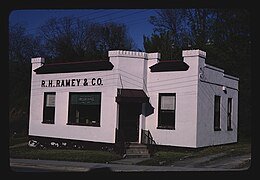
[46,94,55,107]
[161,95,176,110]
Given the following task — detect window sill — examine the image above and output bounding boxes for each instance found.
[66,123,100,127]
[227,128,233,131]
[214,128,221,131]
[42,121,54,124]
[157,126,175,130]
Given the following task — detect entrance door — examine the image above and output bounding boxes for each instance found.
[119,102,142,142]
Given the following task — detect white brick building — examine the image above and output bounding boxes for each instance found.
[28,49,239,148]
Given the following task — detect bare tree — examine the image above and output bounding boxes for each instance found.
[9,23,43,63]
[9,23,44,133]
[40,17,135,62]
[145,8,251,138]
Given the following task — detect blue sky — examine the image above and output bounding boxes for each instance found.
[9,9,159,51]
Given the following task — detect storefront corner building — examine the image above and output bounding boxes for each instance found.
[28,49,239,149]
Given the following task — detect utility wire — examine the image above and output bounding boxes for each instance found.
[15,9,153,35]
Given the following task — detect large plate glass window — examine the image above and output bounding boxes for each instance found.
[68,92,101,126]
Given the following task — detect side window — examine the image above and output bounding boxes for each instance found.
[214,95,221,131]
[227,98,233,131]
[43,92,56,124]
[157,93,176,130]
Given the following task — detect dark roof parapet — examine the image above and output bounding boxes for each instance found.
[34,60,114,74]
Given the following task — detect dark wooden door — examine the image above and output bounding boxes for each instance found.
[119,103,141,142]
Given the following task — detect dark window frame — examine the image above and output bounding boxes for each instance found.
[67,92,102,127]
[42,92,56,124]
[227,98,233,131]
[157,93,176,130]
[214,95,221,131]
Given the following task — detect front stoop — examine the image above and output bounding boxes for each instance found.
[125,142,150,158]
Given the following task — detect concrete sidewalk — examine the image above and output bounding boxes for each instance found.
[9,157,250,172]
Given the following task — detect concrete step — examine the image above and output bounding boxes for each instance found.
[125,143,150,159]
[125,153,150,158]
[126,148,149,154]
[127,144,148,148]
[110,158,151,165]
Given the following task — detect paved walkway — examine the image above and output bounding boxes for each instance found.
[170,153,251,169]
[9,153,251,172]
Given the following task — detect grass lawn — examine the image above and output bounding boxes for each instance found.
[9,133,251,165]
[10,146,122,163]
[9,135,28,147]
[138,138,251,166]
[9,134,122,163]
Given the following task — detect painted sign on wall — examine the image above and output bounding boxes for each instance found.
[41,78,103,87]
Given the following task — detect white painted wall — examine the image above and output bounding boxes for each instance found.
[109,50,147,91]
[145,49,239,148]
[145,50,202,148]
[109,51,160,143]
[29,60,119,143]
[196,63,239,147]
[29,51,153,144]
